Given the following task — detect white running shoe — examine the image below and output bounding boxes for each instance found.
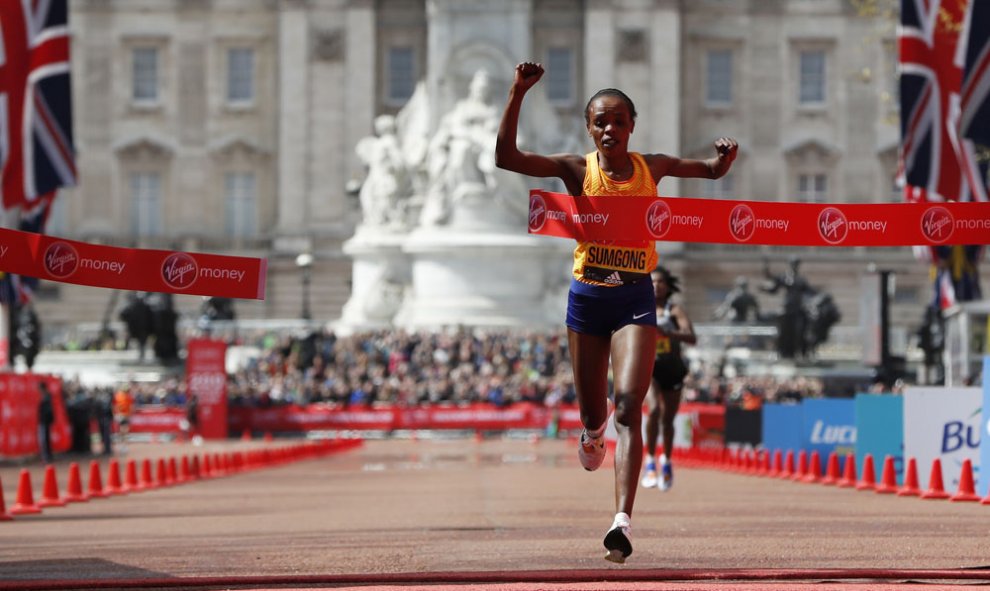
[659,456,673,492]
[603,512,632,563]
[578,429,606,471]
[641,460,658,488]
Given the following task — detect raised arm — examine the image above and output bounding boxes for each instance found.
[646,137,738,181]
[495,62,583,194]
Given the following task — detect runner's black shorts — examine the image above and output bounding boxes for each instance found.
[566,277,656,336]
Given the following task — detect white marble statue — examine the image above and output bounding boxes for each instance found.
[420,69,500,225]
[354,114,411,228]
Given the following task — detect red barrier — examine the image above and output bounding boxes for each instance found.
[0,373,69,458]
[129,402,726,443]
[528,190,990,247]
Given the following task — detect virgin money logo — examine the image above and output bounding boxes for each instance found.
[818,207,848,245]
[43,242,79,279]
[729,204,755,242]
[645,200,672,239]
[529,194,546,232]
[920,206,954,244]
[161,253,199,290]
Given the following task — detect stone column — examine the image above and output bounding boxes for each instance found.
[275,2,309,237]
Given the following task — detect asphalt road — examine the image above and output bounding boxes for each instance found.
[1,436,988,587]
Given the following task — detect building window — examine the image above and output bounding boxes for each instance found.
[387,46,415,104]
[546,47,574,105]
[798,173,827,203]
[705,49,733,106]
[130,172,162,236]
[225,172,257,238]
[227,47,254,104]
[703,172,734,199]
[132,47,159,103]
[799,50,826,105]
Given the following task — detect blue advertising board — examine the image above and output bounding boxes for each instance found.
[761,403,803,454]
[854,394,904,484]
[802,398,856,475]
[982,356,990,497]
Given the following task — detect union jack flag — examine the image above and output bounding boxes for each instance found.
[0,0,74,305]
[0,0,75,210]
[959,0,990,147]
[900,0,985,308]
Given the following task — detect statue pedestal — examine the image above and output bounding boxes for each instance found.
[338,229,410,330]
[394,229,566,329]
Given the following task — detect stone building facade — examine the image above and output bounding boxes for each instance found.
[38,0,981,354]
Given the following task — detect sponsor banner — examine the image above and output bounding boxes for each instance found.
[129,407,186,433]
[229,406,399,433]
[0,227,266,299]
[139,402,727,443]
[904,387,981,491]
[854,394,904,484]
[802,399,856,476]
[528,190,990,246]
[762,403,804,454]
[0,373,69,457]
[982,358,990,496]
[186,339,228,439]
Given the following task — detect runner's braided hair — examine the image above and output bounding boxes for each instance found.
[652,266,680,293]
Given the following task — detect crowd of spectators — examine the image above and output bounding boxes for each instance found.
[227,329,577,409]
[55,327,832,412]
[183,328,828,410]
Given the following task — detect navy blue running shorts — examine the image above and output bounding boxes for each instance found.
[566,277,657,336]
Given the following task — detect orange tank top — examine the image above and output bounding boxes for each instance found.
[572,152,658,286]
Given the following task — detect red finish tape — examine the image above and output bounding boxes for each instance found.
[0,227,267,299]
[527,190,990,246]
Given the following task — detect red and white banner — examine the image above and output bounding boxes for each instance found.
[128,407,186,434]
[0,373,69,457]
[0,227,266,299]
[186,339,228,439]
[528,190,990,247]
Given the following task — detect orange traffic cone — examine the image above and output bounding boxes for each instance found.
[87,460,108,498]
[140,458,155,489]
[105,459,125,495]
[856,454,876,491]
[802,451,822,483]
[769,449,782,478]
[875,455,898,494]
[792,450,808,481]
[180,456,192,482]
[9,469,41,515]
[921,458,950,500]
[155,458,169,487]
[263,431,273,442]
[166,457,178,485]
[241,428,251,441]
[37,465,66,508]
[837,453,857,488]
[123,459,140,492]
[897,457,921,497]
[950,459,980,502]
[0,476,12,520]
[821,452,840,485]
[64,462,89,502]
[780,449,795,479]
